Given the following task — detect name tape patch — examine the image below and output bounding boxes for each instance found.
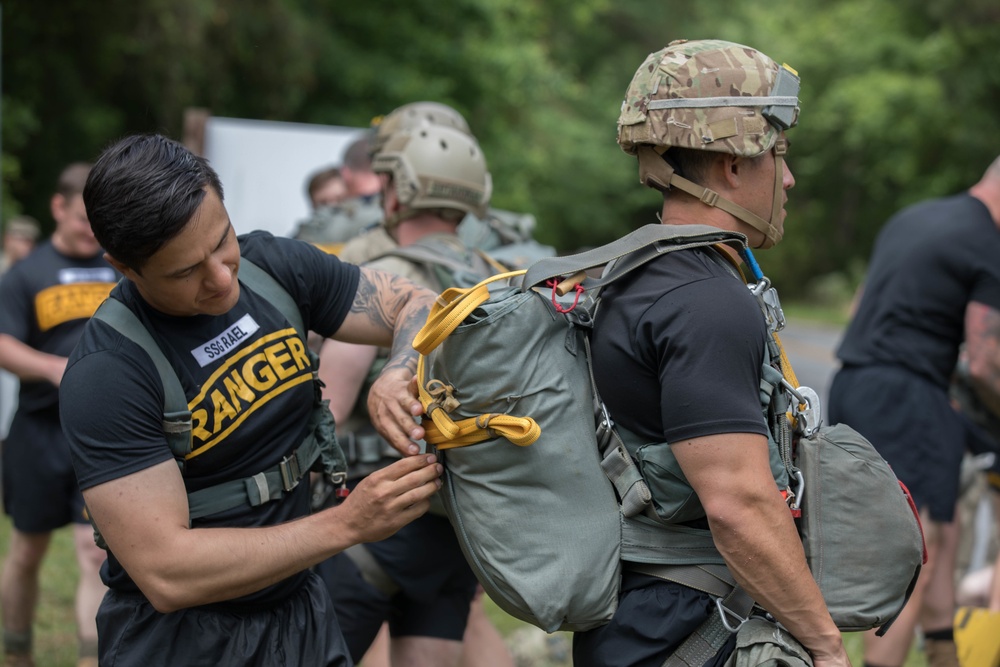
[191,313,260,367]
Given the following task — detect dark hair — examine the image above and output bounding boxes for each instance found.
[56,162,93,199]
[84,134,224,272]
[307,166,343,201]
[342,137,373,171]
[664,147,718,185]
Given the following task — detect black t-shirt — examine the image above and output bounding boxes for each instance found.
[591,245,769,445]
[837,194,1000,388]
[0,241,119,413]
[61,232,360,605]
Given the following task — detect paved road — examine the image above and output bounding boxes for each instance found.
[777,318,844,411]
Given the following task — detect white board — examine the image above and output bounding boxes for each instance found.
[203,117,365,238]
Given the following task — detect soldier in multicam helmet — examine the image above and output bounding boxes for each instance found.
[576,40,851,666]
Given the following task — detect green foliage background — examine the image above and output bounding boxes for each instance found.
[2,0,999,297]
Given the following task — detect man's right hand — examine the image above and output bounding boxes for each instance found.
[336,454,442,543]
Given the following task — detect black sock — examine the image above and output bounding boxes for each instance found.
[924,628,955,642]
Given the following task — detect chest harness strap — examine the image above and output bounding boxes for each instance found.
[91,258,345,526]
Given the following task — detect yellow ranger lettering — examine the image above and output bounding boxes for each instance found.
[35,283,115,331]
[186,329,314,457]
[210,388,239,426]
[222,370,255,407]
[243,352,278,391]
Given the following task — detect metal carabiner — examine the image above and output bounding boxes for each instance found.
[750,278,786,333]
[792,386,822,438]
[715,597,748,633]
[787,468,805,513]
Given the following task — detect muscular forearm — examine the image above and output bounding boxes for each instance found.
[85,455,441,613]
[0,334,65,384]
[675,432,847,663]
[709,492,844,661]
[384,291,432,375]
[133,506,365,612]
[965,301,1000,416]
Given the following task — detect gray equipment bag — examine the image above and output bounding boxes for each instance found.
[412,224,747,632]
[723,618,813,667]
[793,423,924,632]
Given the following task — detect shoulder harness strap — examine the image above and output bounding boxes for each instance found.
[91,258,344,524]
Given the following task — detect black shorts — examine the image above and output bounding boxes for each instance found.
[96,572,350,667]
[316,512,478,662]
[829,365,966,522]
[2,408,87,532]
[573,573,736,667]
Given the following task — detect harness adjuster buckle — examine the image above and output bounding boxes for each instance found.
[279,451,302,492]
[715,597,748,633]
[700,189,720,206]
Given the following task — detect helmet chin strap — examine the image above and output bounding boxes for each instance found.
[636,138,787,248]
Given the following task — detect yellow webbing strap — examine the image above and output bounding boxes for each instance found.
[412,270,525,355]
[414,270,541,449]
[775,333,807,426]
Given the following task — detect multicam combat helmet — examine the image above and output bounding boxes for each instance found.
[373,123,492,228]
[370,102,472,157]
[618,39,801,248]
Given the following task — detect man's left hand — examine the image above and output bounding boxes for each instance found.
[368,366,425,455]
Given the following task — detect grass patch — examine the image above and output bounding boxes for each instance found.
[0,521,928,667]
[0,520,79,666]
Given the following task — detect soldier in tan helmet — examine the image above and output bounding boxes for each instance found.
[577,39,851,666]
[314,117,512,667]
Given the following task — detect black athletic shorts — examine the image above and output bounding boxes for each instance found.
[573,572,736,667]
[2,408,87,532]
[316,512,478,662]
[96,571,350,667]
[829,365,966,522]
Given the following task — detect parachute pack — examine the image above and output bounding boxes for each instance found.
[457,208,557,270]
[411,224,925,645]
[291,196,384,255]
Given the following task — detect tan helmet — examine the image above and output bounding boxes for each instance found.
[617,39,801,248]
[373,123,492,228]
[370,102,472,156]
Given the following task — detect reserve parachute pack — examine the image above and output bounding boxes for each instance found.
[411,223,925,640]
[317,233,509,495]
[92,259,346,532]
[292,196,384,255]
[458,208,557,270]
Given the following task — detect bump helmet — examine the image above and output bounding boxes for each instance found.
[370,102,472,156]
[618,39,799,158]
[617,39,801,249]
[372,123,492,226]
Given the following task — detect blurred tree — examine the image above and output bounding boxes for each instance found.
[1,0,998,296]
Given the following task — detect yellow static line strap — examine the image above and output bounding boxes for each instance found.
[413,270,525,356]
[413,270,541,450]
[417,354,540,449]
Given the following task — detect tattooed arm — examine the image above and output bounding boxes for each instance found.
[331,266,436,454]
[964,301,1000,417]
